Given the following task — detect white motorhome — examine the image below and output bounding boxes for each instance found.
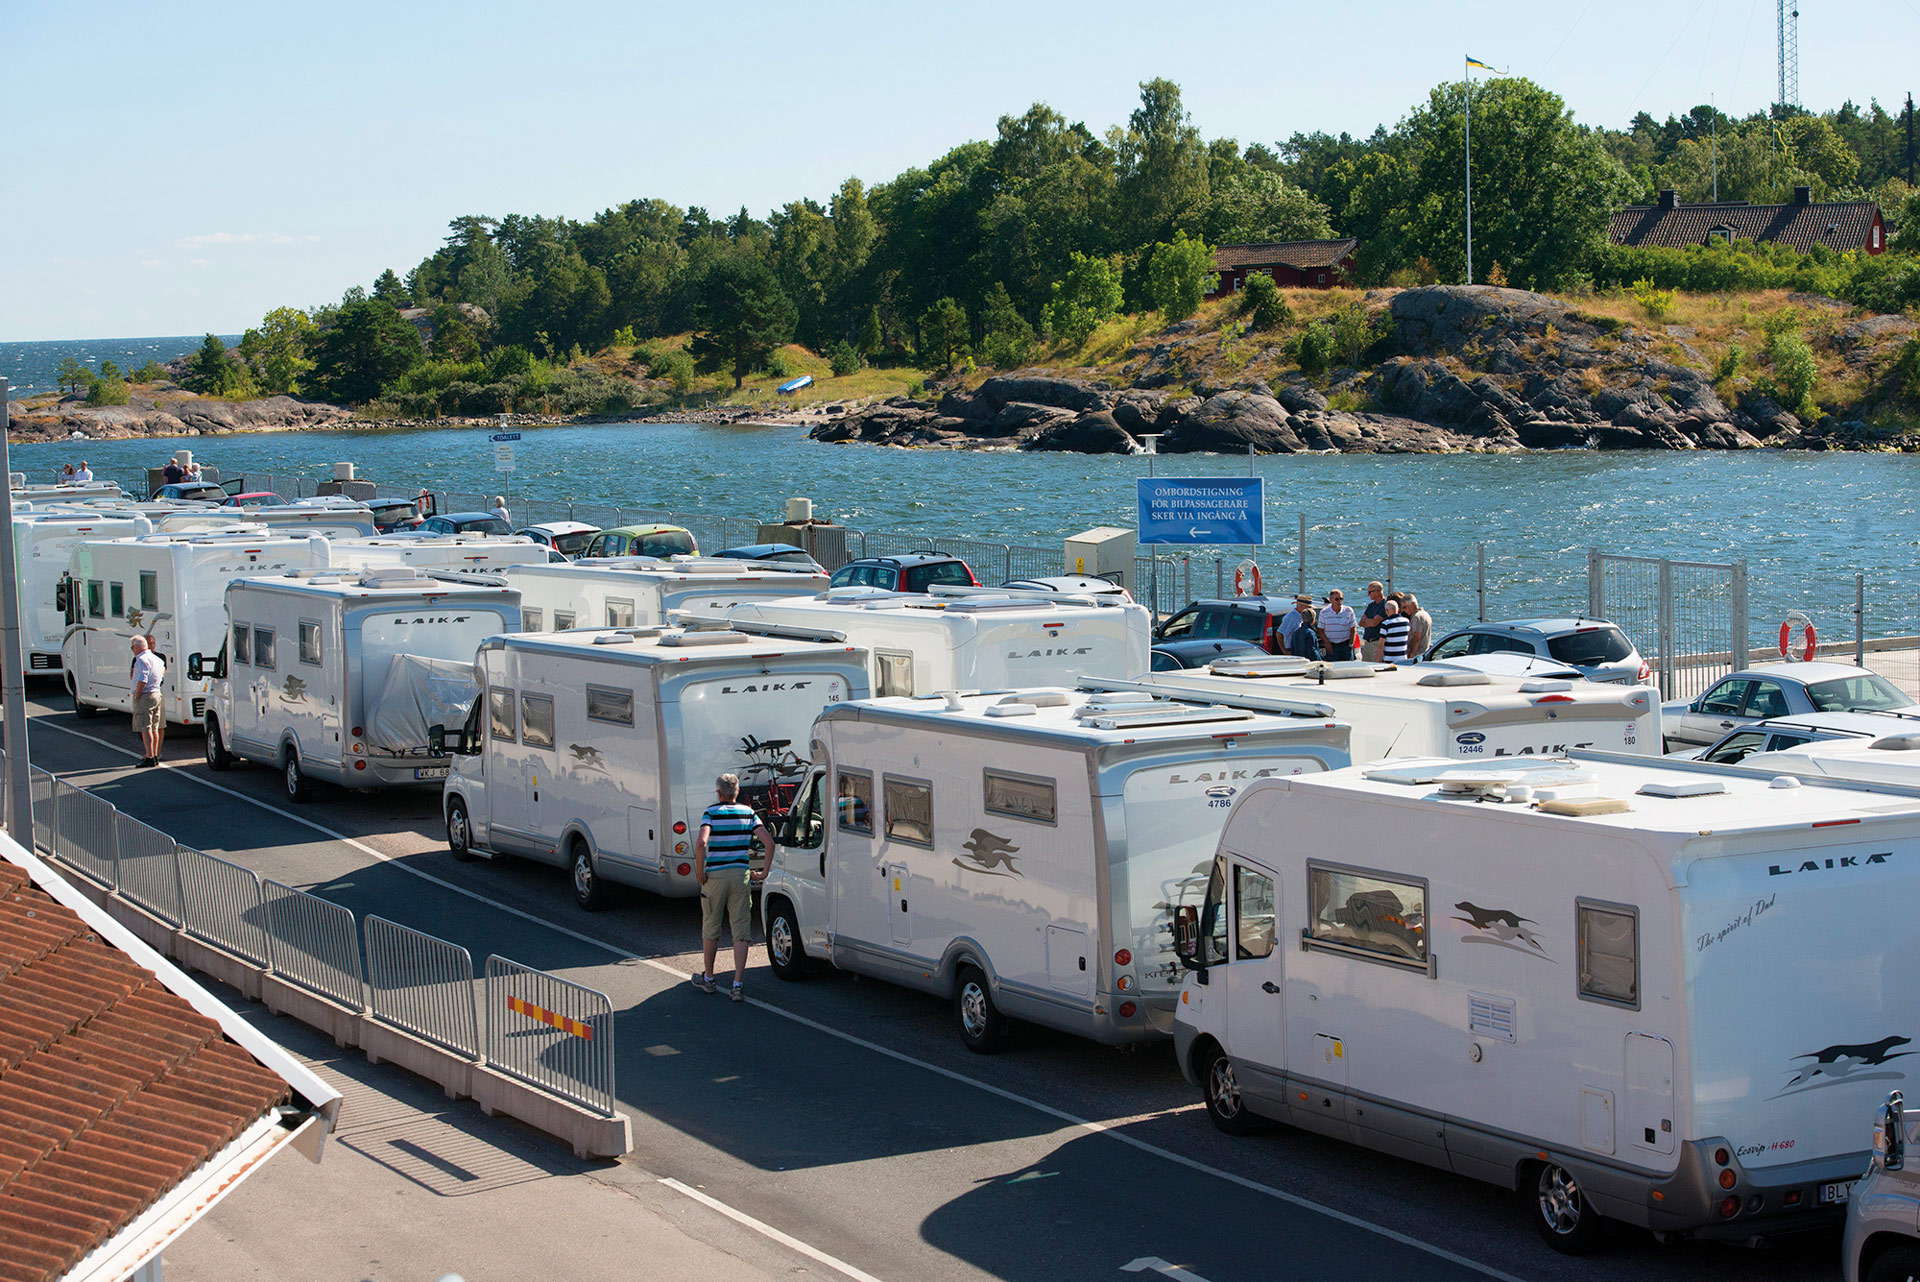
[329,534,552,575]
[60,531,333,725]
[13,480,128,504]
[439,627,871,906]
[199,569,522,801]
[759,687,1351,1051]
[1119,655,1659,760]
[12,512,154,674]
[496,558,826,633]
[1173,754,1920,1252]
[718,588,1152,697]
[1737,731,1920,787]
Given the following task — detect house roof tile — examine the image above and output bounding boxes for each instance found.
[1212,238,1359,271]
[1609,199,1882,253]
[0,856,295,1282]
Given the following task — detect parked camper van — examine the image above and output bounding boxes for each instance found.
[61,531,333,724]
[1174,754,1920,1252]
[1737,730,1920,786]
[197,569,521,801]
[1120,655,1659,761]
[719,589,1152,698]
[439,627,871,906]
[13,512,153,674]
[329,533,551,576]
[760,687,1351,1051]
[496,559,826,633]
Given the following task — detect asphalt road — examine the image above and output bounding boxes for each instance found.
[25,689,1845,1282]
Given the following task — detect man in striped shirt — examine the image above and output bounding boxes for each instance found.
[1379,599,1412,662]
[694,773,772,1001]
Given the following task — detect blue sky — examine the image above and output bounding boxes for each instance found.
[4,0,1915,341]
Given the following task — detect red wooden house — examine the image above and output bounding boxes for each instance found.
[1207,238,1359,296]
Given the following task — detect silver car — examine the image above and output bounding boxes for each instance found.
[1422,617,1650,684]
[1680,710,1920,763]
[1661,662,1919,751]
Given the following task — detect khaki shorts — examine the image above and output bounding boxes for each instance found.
[132,693,163,734]
[700,867,752,942]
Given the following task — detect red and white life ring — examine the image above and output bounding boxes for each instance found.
[1778,612,1817,662]
[1234,559,1262,597]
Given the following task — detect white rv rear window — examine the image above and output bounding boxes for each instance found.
[524,608,545,632]
[836,770,873,834]
[883,776,933,846]
[1307,863,1429,967]
[876,651,914,697]
[489,687,516,741]
[298,621,322,666]
[253,628,276,670]
[586,684,633,726]
[1578,900,1639,1008]
[606,599,636,628]
[983,770,1055,825]
[139,571,158,611]
[232,624,250,665]
[521,694,555,749]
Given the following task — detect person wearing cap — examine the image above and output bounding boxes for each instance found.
[1279,593,1319,658]
[1317,589,1358,661]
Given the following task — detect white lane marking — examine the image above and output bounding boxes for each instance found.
[658,1178,886,1282]
[1122,1259,1216,1282]
[37,715,1531,1282]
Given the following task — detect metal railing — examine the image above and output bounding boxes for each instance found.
[485,955,616,1118]
[23,769,618,1118]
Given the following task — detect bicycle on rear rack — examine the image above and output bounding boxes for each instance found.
[735,734,809,824]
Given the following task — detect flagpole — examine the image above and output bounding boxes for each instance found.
[1464,56,1474,286]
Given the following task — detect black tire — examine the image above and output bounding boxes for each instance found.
[204,717,233,771]
[954,964,1007,1053]
[766,898,808,981]
[1867,1244,1920,1282]
[1200,1042,1260,1136]
[446,798,475,862]
[1532,1161,1608,1255]
[283,747,313,802]
[71,684,98,719]
[570,839,610,912]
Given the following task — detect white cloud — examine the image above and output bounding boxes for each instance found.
[139,259,164,268]
[176,231,306,249]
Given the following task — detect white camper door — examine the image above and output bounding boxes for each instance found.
[1624,1033,1676,1157]
[1221,856,1286,1097]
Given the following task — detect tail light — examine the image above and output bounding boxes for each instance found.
[1118,1001,1137,1018]
[676,862,692,876]
[351,725,363,737]
[1114,948,1131,966]
[353,760,366,771]
[672,820,687,834]
[1533,694,1574,704]
[1717,1195,1740,1219]
[1718,1169,1737,1189]
[1713,1147,1731,1166]
[1637,660,1652,682]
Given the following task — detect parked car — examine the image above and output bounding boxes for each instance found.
[419,512,513,537]
[827,552,979,593]
[1677,710,1920,764]
[367,498,426,533]
[1153,597,1298,655]
[148,482,231,503]
[515,521,600,559]
[1661,662,1920,751]
[1001,575,1133,602]
[221,491,285,507]
[1422,618,1650,684]
[1150,638,1267,671]
[712,543,824,571]
[1842,1091,1920,1282]
[580,524,698,559]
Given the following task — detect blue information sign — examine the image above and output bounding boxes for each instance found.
[1135,477,1266,546]
[489,431,522,442]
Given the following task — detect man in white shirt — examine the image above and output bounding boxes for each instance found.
[1316,589,1359,661]
[129,636,165,767]
[490,495,511,524]
[73,461,93,483]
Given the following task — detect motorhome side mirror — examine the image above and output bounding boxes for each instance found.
[186,654,203,681]
[1172,904,1204,969]
[1886,1091,1906,1171]
[428,725,446,757]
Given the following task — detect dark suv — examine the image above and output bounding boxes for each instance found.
[1153,597,1298,654]
[828,553,979,593]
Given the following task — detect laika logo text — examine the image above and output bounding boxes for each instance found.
[1008,646,1093,660]
[719,681,814,694]
[1770,852,1891,876]
[390,615,473,625]
[954,828,1022,878]
[1776,1036,1913,1096]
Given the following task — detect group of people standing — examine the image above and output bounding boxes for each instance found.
[1277,580,1432,663]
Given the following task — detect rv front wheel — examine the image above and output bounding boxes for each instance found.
[70,678,97,719]
[954,964,1006,1053]
[204,718,232,771]
[571,840,610,911]
[446,799,474,862]
[1533,1161,1607,1254]
[1866,1244,1920,1282]
[766,900,807,981]
[1200,1043,1260,1136]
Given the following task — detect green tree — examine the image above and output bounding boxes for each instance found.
[918,297,969,371]
[1114,78,1210,245]
[1203,168,1335,244]
[857,305,884,360]
[307,299,426,404]
[978,281,1036,367]
[85,375,129,406]
[97,360,121,383]
[130,360,167,383]
[55,355,92,394]
[1236,272,1293,331]
[1043,252,1123,346]
[828,340,863,376]
[1146,231,1217,320]
[238,306,316,395]
[428,305,480,362]
[686,256,797,389]
[183,334,248,396]
[371,268,413,306]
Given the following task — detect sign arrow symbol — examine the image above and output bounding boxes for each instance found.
[1188,525,1209,537]
[1122,1258,1217,1282]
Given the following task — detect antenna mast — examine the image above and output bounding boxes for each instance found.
[1776,0,1799,111]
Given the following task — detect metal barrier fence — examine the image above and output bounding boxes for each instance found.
[485,955,616,1118]
[22,767,617,1118]
[263,878,366,1010]
[365,915,480,1058]
[1590,552,1750,701]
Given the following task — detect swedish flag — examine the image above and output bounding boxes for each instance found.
[1465,55,1497,70]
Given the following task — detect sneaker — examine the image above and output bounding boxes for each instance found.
[729,982,744,1003]
[136,758,157,769]
[692,973,716,994]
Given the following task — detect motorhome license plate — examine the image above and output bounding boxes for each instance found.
[414,767,448,780]
[1821,1180,1855,1204]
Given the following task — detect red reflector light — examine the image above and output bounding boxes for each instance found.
[1717,1196,1740,1219]
[1118,1001,1137,1018]
[1114,949,1132,966]
[1713,1147,1730,1166]
[1534,695,1575,703]
[1812,819,1860,828]
[351,726,363,737]
[1784,1190,1801,1206]
[677,862,691,876]
[672,821,687,834]
[1041,622,1064,629]
[353,759,366,771]
[1718,1169,1737,1189]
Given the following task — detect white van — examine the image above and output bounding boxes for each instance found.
[198,569,521,801]
[13,480,128,504]
[439,627,871,906]
[12,512,153,674]
[1117,655,1659,760]
[760,687,1351,1051]
[718,589,1152,697]
[61,531,333,725]
[330,534,552,575]
[1174,754,1920,1252]
[1738,731,1920,786]
[496,558,825,633]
